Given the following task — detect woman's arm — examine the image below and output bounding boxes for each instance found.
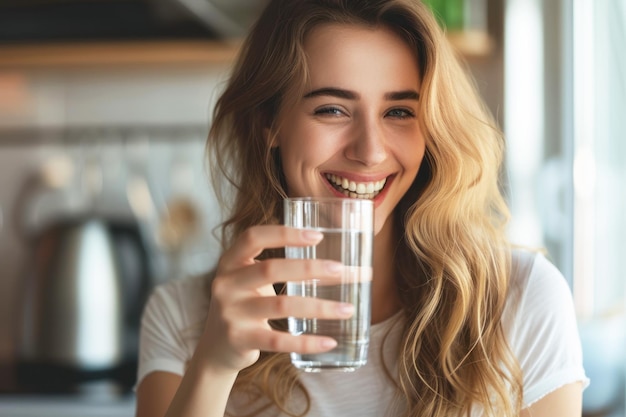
[135,225,348,417]
[136,372,182,417]
[141,331,239,417]
[520,382,583,417]
[135,364,237,417]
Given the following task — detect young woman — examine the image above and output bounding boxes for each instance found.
[135,1,588,416]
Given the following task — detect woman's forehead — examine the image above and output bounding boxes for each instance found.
[301,23,421,93]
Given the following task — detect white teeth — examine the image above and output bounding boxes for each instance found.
[325,174,387,199]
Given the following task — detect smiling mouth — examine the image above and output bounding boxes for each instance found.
[324,173,387,199]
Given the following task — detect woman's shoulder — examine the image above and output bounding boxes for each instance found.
[503,248,577,343]
[144,272,212,329]
[509,249,570,301]
[152,272,211,303]
[137,273,213,385]
[506,250,588,406]
[505,248,579,345]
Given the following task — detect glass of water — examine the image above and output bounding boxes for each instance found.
[284,197,374,372]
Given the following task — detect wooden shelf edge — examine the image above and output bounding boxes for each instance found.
[447,30,496,58]
[0,40,242,68]
[0,33,494,69]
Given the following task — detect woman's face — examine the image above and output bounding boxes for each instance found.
[275,23,426,234]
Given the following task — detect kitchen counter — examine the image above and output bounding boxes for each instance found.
[0,394,135,417]
[0,369,136,417]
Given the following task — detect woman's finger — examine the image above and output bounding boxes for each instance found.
[235,295,354,320]
[238,328,338,354]
[229,258,344,290]
[210,258,343,300]
[219,225,323,269]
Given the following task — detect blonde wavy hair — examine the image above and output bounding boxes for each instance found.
[206,0,523,416]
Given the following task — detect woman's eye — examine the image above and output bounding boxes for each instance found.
[314,106,344,116]
[386,108,415,119]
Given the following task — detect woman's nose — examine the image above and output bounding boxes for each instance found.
[344,117,388,166]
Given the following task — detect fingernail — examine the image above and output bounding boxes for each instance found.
[302,230,323,242]
[337,303,354,316]
[320,338,337,349]
[324,261,343,274]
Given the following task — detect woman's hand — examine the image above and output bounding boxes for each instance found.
[198,225,353,373]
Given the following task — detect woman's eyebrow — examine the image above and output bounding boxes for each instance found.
[303,88,420,101]
[303,87,358,99]
[385,90,420,101]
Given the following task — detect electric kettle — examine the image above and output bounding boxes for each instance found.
[13,157,151,393]
[16,218,125,392]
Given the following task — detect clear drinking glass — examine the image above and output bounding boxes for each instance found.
[284,197,374,372]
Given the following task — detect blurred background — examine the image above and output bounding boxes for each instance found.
[0,0,623,416]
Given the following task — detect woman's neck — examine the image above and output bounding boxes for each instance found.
[371,217,402,324]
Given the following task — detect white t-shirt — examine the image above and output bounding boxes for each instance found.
[137,250,589,416]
